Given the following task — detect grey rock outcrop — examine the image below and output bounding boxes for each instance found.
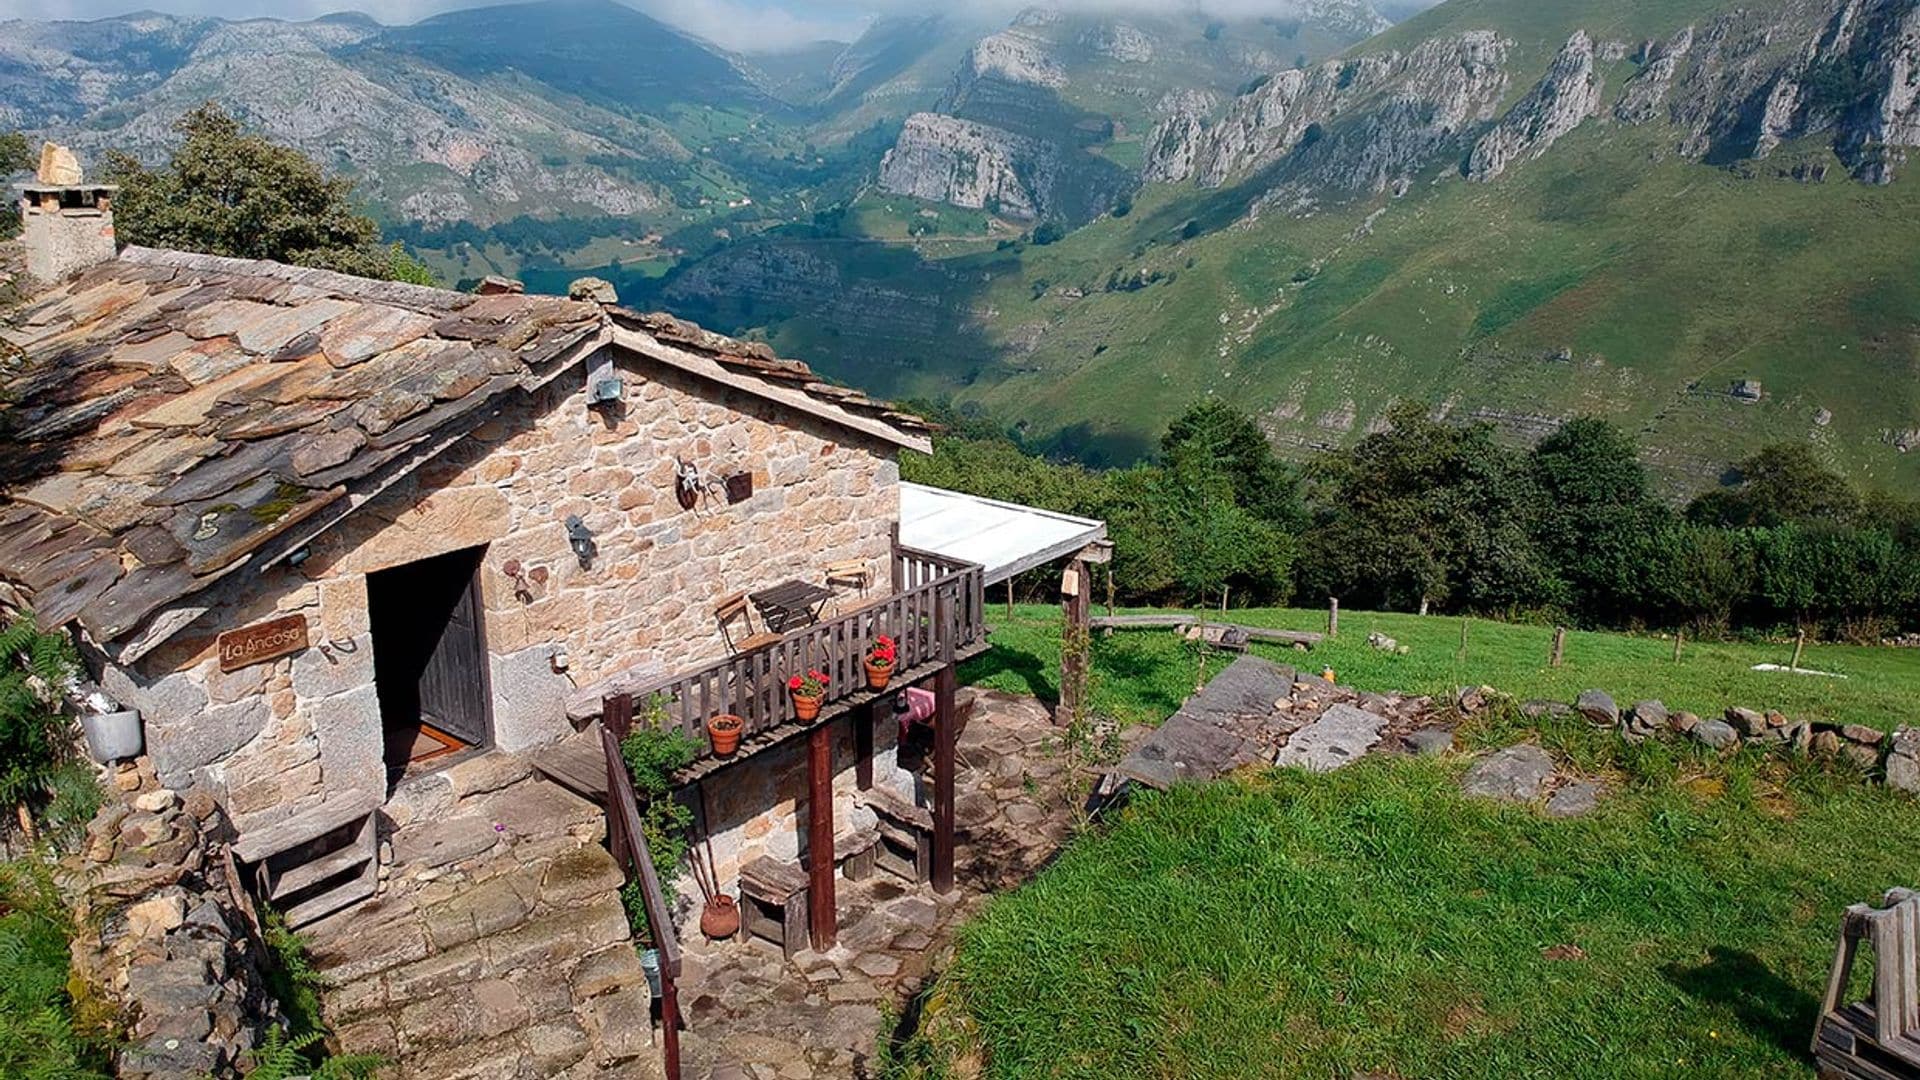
[877,114,1054,220]
[1466,32,1604,182]
[1273,702,1389,772]
[1617,27,1695,123]
[1143,31,1513,193]
[1547,780,1604,818]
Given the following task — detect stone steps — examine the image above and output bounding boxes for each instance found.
[306,774,665,1079]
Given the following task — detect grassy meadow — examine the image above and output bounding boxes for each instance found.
[915,606,1920,1079]
[963,604,1920,731]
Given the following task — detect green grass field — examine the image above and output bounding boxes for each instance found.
[963,604,1920,731]
[916,605,1920,1079]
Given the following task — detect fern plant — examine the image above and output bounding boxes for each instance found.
[0,616,81,837]
[243,1026,382,1080]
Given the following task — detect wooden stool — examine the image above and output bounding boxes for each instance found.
[836,824,879,882]
[1814,886,1920,1078]
[738,856,809,960]
[864,786,933,886]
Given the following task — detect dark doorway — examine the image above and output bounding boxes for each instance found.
[367,545,492,780]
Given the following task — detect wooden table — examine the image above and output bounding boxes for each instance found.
[750,579,835,633]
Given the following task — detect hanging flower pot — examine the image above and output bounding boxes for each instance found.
[789,669,827,721]
[707,713,744,756]
[700,894,741,940]
[80,708,143,764]
[864,635,896,690]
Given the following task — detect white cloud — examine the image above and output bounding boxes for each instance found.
[0,0,1443,48]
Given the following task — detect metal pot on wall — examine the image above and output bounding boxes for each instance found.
[81,708,143,764]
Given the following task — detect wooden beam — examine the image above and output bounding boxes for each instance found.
[1089,615,1321,648]
[806,721,837,951]
[931,662,957,895]
[855,702,874,791]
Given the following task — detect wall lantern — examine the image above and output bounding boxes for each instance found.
[565,515,598,568]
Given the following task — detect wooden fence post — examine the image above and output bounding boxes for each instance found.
[1328,597,1339,638]
[1791,628,1807,672]
[1550,626,1567,668]
[1673,629,1684,663]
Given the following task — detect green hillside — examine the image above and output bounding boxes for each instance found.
[638,0,1920,495]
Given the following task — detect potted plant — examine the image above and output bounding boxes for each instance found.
[707,713,743,756]
[864,636,897,690]
[788,669,828,721]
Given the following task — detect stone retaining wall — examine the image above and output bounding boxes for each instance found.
[64,758,279,1079]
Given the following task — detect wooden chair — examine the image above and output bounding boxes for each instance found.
[824,559,872,615]
[716,592,781,655]
[1814,887,1920,1079]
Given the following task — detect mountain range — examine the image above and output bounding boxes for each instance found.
[3,0,1917,495]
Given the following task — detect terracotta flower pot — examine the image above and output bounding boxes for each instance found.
[792,693,823,721]
[700,895,740,940]
[708,714,743,756]
[864,659,893,691]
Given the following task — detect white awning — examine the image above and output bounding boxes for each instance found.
[898,482,1107,586]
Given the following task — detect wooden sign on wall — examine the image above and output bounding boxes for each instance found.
[218,614,310,673]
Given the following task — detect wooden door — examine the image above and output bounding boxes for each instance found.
[417,571,490,747]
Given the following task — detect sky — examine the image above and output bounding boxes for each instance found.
[0,0,1444,52]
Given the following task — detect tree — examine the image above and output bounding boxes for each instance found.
[1300,403,1552,614]
[104,103,433,284]
[1,132,31,241]
[1160,400,1303,530]
[1687,443,1860,528]
[1528,417,1668,624]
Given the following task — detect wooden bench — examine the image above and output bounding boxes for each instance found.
[738,856,809,960]
[1815,887,1920,1079]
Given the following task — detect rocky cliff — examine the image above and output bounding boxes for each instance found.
[878,113,1054,218]
[1145,0,1920,197]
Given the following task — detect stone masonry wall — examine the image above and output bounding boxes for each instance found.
[91,347,901,837]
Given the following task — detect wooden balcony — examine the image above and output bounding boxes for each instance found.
[542,545,988,794]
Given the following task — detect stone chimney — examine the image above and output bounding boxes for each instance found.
[17,142,118,285]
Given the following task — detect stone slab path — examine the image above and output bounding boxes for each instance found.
[675,691,1123,1080]
[308,754,664,1080]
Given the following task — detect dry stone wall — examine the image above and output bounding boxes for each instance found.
[89,348,901,837]
[64,759,279,1079]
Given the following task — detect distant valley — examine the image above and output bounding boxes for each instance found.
[3,0,1918,495]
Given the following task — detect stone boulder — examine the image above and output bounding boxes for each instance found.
[1574,690,1618,727]
[1888,729,1920,794]
[1521,699,1574,720]
[1461,744,1554,802]
[1725,707,1768,737]
[1406,728,1453,757]
[1691,719,1739,750]
[1546,780,1604,818]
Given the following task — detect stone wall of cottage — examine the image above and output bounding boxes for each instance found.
[95,349,902,836]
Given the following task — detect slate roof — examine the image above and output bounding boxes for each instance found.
[0,246,933,655]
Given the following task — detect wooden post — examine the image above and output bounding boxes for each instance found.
[660,976,682,1080]
[806,722,837,951]
[1673,629,1684,663]
[604,692,635,741]
[1457,618,1469,661]
[932,589,958,896]
[1328,597,1339,638]
[854,702,874,792]
[1791,628,1807,672]
[1419,597,1430,617]
[1104,565,1116,622]
[1550,626,1567,668]
[1220,586,1229,614]
[1058,560,1091,727]
[889,521,904,593]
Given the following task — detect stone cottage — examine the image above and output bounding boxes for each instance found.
[0,170,989,967]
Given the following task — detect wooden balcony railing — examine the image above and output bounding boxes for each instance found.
[600,696,682,1079]
[630,545,985,764]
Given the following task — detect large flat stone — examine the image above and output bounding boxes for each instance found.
[1273,704,1387,772]
[392,813,500,870]
[149,697,267,787]
[1461,744,1555,802]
